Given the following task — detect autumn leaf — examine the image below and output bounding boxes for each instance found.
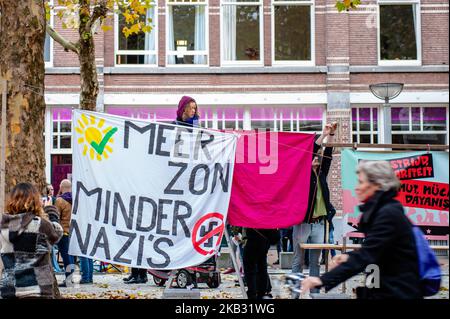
[101,25,113,32]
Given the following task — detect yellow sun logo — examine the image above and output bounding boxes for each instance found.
[75,114,118,161]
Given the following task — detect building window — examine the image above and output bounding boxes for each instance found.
[352,106,449,145]
[351,107,379,143]
[251,107,323,132]
[216,107,245,130]
[115,3,157,65]
[272,0,314,64]
[391,106,448,145]
[167,0,208,65]
[378,0,421,65]
[221,0,263,64]
[45,0,54,67]
[52,108,72,151]
[107,107,174,123]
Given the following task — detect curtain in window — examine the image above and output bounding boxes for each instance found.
[167,6,176,64]
[412,4,417,50]
[194,5,206,64]
[223,0,236,61]
[144,5,156,64]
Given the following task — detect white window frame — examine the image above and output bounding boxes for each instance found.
[351,105,449,145]
[220,0,264,67]
[271,0,315,66]
[50,108,73,154]
[166,0,209,67]
[114,2,158,67]
[391,105,449,144]
[351,106,380,144]
[377,0,422,66]
[274,106,325,133]
[45,0,54,68]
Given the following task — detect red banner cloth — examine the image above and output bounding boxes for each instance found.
[228,131,315,229]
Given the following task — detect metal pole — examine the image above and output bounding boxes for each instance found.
[0,78,6,214]
[224,227,248,299]
[383,101,392,144]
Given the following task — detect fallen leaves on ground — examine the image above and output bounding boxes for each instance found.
[63,290,159,299]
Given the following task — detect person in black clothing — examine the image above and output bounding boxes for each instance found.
[302,160,422,299]
[123,268,148,284]
[291,123,337,293]
[242,228,277,299]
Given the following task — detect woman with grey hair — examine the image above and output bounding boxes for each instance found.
[301,160,423,299]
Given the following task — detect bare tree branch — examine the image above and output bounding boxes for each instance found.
[46,24,79,54]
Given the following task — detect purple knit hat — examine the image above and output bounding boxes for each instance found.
[176,96,196,120]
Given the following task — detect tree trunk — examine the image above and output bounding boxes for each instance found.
[0,0,47,195]
[78,0,98,111]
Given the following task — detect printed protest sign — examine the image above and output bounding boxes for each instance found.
[342,149,449,238]
[69,110,237,269]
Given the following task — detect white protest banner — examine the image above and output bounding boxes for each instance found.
[68,110,237,269]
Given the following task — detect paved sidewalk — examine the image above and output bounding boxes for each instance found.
[57,256,449,299]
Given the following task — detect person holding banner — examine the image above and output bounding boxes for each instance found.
[301,161,422,299]
[291,122,337,293]
[174,95,200,127]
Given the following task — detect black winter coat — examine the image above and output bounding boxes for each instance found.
[320,190,422,299]
[304,142,336,224]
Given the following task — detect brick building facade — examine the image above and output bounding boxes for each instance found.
[44,0,449,217]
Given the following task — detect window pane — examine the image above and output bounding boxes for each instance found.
[60,122,71,133]
[358,108,370,131]
[297,107,322,131]
[373,108,378,131]
[423,107,447,131]
[53,136,58,149]
[53,122,58,133]
[274,5,310,61]
[223,5,260,61]
[279,108,294,132]
[116,55,156,65]
[412,107,420,131]
[200,108,214,129]
[107,107,134,118]
[373,134,378,143]
[393,134,447,145]
[151,108,176,123]
[380,5,417,60]
[217,107,244,130]
[169,5,206,65]
[352,134,358,143]
[251,107,275,130]
[360,135,371,143]
[60,136,71,149]
[44,33,51,62]
[392,107,410,131]
[119,16,146,50]
[351,108,357,131]
[52,108,72,121]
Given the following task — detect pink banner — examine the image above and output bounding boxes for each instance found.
[228,131,315,228]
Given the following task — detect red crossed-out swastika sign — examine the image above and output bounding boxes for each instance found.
[191,212,225,256]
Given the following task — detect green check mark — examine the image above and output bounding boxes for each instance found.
[90,127,118,155]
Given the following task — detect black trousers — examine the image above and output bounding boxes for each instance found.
[131,268,147,279]
[243,238,270,299]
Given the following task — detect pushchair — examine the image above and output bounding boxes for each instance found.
[148,255,221,289]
